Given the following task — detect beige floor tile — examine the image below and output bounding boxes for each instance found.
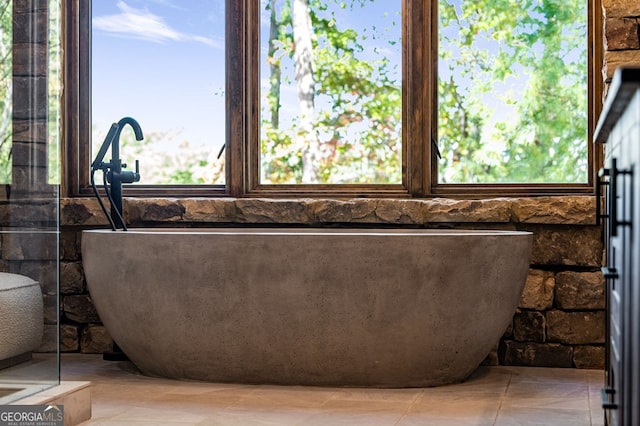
[397,412,497,426]
[409,394,503,420]
[420,367,511,396]
[150,387,257,410]
[507,366,590,385]
[230,386,339,409]
[198,407,321,426]
[495,406,592,425]
[503,381,590,411]
[107,405,209,424]
[591,409,606,426]
[84,400,132,423]
[328,387,423,403]
[58,354,598,426]
[303,411,404,426]
[320,397,412,413]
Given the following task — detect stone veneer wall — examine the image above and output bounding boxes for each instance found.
[602,0,640,87]
[59,197,606,369]
[1,1,60,352]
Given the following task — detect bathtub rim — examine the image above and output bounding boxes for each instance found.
[82,228,533,237]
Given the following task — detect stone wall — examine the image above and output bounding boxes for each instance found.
[2,0,59,353]
[59,196,606,369]
[603,0,640,86]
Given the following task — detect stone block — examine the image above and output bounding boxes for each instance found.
[372,199,430,224]
[573,345,605,369]
[519,269,554,310]
[525,225,602,267]
[60,324,79,352]
[63,295,101,323]
[12,44,48,76]
[126,198,185,223]
[60,261,85,295]
[513,310,546,342]
[236,198,312,224]
[555,271,605,310]
[183,198,236,222]
[13,77,48,120]
[11,120,47,145]
[14,0,49,14]
[604,50,640,81]
[421,198,512,223]
[81,325,113,354]
[12,10,48,44]
[500,340,573,367]
[603,0,640,18]
[20,260,57,294]
[42,293,59,324]
[309,199,378,223]
[60,230,81,261]
[604,17,640,50]
[36,324,58,353]
[511,196,596,225]
[60,198,110,226]
[547,310,606,345]
[1,232,57,261]
[503,321,513,339]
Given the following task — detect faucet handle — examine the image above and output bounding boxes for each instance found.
[119,159,141,184]
[134,160,140,182]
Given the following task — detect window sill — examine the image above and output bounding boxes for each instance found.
[61,195,597,227]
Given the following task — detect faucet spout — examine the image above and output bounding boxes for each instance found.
[109,117,143,229]
[111,117,144,166]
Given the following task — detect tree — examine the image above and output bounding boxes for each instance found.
[292,0,319,183]
[438,0,588,183]
[261,0,402,184]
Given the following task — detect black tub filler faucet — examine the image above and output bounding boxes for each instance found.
[90,117,143,231]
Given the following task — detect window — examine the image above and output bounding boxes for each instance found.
[91,1,225,186]
[259,1,402,185]
[0,2,11,184]
[438,0,589,184]
[64,0,600,198]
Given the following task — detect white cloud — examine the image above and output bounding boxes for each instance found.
[92,1,223,49]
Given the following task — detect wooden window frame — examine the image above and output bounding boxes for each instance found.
[62,0,601,199]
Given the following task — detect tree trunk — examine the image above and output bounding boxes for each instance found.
[267,0,281,129]
[292,0,319,183]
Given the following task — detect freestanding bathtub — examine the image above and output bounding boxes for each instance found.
[81,228,532,387]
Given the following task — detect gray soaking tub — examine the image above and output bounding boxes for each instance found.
[81,228,532,387]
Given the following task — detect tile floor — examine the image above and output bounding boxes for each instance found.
[61,354,605,426]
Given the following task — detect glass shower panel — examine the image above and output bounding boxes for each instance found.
[0,0,60,404]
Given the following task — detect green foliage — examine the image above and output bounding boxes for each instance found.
[0,1,12,183]
[261,0,402,184]
[49,0,62,184]
[438,0,588,183]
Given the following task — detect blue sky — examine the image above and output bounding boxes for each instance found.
[92,0,226,164]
